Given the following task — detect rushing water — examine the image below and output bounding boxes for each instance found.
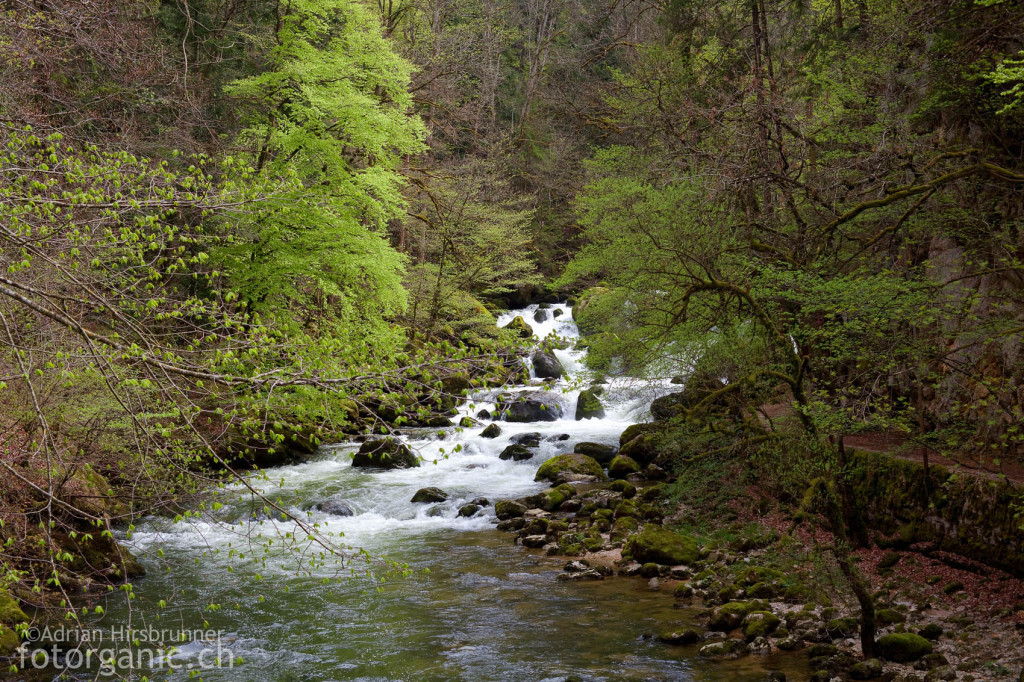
[50,304,808,681]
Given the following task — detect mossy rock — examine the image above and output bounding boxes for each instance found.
[658,628,701,645]
[499,444,535,461]
[877,552,902,570]
[640,484,666,502]
[458,504,481,517]
[619,422,658,447]
[411,487,448,503]
[742,611,780,639]
[495,499,528,519]
[617,432,660,467]
[917,623,943,640]
[0,626,20,657]
[608,455,641,479]
[825,616,859,639]
[481,423,502,438]
[573,441,617,463]
[66,466,123,517]
[849,659,884,680]
[611,516,639,542]
[673,582,694,598]
[806,643,839,658]
[0,592,27,627]
[351,439,420,469]
[532,350,565,379]
[698,638,750,659]
[876,633,933,662]
[575,388,606,420]
[442,374,472,395]
[737,565,787,587]
[535,454,607,483]
[606,479,637,498]
[337,398,360,422]
[539,484,577,512]
[747,581,777,599]
[613,500,639,519]
[875,608,906,625]
[503,315,534,338]
[709,601,756,630]
[625,525,699,566]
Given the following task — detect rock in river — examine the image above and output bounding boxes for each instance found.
[497,391,564,422]
[535,454,607,482]
[575,387,606,420]
[573,441,617,463]
[351,439,420,469]
[317,499,355,516]
[503,315,533,339]
[499,444,535,461]
[411,487,449,503]
[532,350,564,379]
[510,432,542,447]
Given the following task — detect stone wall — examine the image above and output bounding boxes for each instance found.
[849,450,1024,576]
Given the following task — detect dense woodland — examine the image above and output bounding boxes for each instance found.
[1,0,1024,661]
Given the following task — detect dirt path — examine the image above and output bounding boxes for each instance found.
[756,402,1024,485]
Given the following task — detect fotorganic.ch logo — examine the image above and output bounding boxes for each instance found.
[17,625,239,676]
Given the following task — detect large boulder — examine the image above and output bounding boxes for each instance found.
[618,428,661,466]
[317,499,355,516]
[625,524,699,565]
[533,309,549,323]
[535,454,607,482]
[497,391,564,422]
[709,602,758,631]
[351,439,420,469]
[503,315,534,339]
[481,423,502,438]
[742,611,780,639]
[411,487,448,503]
[619,422,658,446]
[575,387,606,420]
[495,499,528,519]
[532,350,564,379]
[608,454,641,479]
[499,444,535,461]
[876,633,933,663]
[573,442,617,463]
[650,391,689,421]
[510,432,543,447]
[650,373,730,420]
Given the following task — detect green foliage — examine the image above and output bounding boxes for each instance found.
[223,0,426,321]
[986,47,1024,113]
[404,160,539,337]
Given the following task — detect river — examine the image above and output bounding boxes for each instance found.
[59,303,807,681]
